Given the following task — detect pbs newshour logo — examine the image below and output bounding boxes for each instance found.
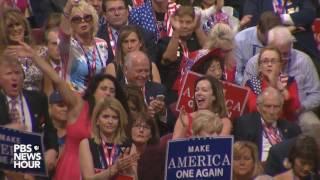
[13,144,42,169]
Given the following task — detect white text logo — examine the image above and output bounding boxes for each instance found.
[13,144,41,169]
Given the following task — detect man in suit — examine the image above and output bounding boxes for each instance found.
[265,122,320,176]
[123,50,169,135]
[233,87,301,161]
[97,0,157,62]
[0,55,58,179]
[43,27,64,96]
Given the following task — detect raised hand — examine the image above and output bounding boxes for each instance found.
[171,15,181,35]
[240,15,253,29]
[191,14,201,31]
[215,0,224,11]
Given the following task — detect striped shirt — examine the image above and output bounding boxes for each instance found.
[234,26,263,85]
[243,49,320,110]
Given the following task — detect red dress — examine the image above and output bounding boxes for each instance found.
[54,102,91,180]
[245,76,301,121]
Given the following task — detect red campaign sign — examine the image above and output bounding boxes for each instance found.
[222,81,249,120]
[176,71,202,113]
[176,71,249,119]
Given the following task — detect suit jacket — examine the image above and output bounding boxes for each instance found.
[96,23,157,62]
[144,81,170,135]
[28,0,62,28]
[233,112,301,158]
[243,0,320,59]
[0,90,58,151]
[264,138,296,176]
[144,81,166,105]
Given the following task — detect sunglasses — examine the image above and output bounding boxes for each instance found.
[71,14,93,24]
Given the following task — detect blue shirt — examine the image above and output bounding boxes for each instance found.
[234,26,263,85]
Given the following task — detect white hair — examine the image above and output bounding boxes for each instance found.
[123,50,149,68]
[256,87,284,106]
[268,26,295,46]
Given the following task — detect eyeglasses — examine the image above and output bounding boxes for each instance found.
[260,59,281,65]
[133,123,151,130]
[106,6,126,14]
[71,14,93,24]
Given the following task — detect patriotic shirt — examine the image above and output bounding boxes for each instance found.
[58,30,109,93]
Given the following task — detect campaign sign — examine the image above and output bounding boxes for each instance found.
[165,136,233,180]
[0,126,47,176]
[222,81,249,120]
[176,71,202,113]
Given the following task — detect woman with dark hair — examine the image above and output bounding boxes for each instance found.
[6,41,128,180]
[105,25,161,84]
[83,73,130,115]
[129,111,161,180]
[192,49,225,80]
[274,135,320,180]
[173,75,232,138]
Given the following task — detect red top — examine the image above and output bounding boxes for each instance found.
[245,76,301,122]
[54,102,91,180]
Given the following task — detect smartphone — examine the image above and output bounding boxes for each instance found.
[156,94,165,101]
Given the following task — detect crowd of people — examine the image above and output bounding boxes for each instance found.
[0,0,320,179]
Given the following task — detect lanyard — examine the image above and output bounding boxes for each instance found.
[77,39,104,80]
[107,26,117,57]
[101,142,117,168]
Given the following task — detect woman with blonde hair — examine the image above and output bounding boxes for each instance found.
[192,109,223,137]
[59,0,109,93]
[205,23,236,82]
[233,141,264,180]
[0,8,45,91]
[79,97,139,179]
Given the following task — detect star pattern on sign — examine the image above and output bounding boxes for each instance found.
[247,76,262,95]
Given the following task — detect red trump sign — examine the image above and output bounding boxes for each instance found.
[176,71,249,119]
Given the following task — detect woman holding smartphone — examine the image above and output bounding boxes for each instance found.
[79,97,138,179]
